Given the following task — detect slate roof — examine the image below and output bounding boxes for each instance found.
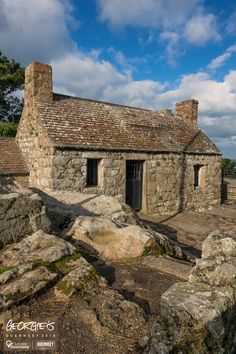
[35,93,220,155]
[0,138,29,175]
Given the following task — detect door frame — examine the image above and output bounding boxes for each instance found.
[125,159,146,211]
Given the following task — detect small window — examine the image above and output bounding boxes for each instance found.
[87,159,100,186]
[194,165,201,187]
[194,164,205,188]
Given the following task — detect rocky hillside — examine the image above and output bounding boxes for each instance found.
[0,189,235,353]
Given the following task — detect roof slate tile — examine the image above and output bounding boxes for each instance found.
[35,93,220,154]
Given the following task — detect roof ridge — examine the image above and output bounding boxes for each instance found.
[53,92,158,113]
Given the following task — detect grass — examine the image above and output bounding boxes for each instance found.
[33,252,82,276]
[56,268,98,296]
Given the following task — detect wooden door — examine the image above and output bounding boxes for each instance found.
[126,160,144,210]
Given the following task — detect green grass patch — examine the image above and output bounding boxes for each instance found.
[56,268,98,296]
[33,252,82,276]
[5,289,32,304]
[0,122,18,137]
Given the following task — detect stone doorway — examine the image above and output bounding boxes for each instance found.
[126,160,144,210]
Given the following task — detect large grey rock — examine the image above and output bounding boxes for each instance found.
[0,192,51,246]
[147,233,236,354]
[189,256,236,286]
[46,191,138,225]
[0,230,75,267]
[148,281,236,354]
[202,230,236,259]
[0,263,34,286]
[0,266,58,310]
[67,216,156,260]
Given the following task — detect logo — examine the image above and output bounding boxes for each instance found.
[4,318,58,352]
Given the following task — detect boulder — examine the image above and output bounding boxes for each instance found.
[0,267,58,310]
[67,216,156,260]
[0,263,34,286]
[0,192,51,246]
[202,230,236,259]
[0,230,75,267]
[189,256,236,286]
[46,191,138,225]
[147,233,236,354]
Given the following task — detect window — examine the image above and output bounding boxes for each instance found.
[194,165,201,187]
[86,159,100,186]
[194,164,205,188]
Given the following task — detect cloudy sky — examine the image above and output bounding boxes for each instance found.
[1,0,236,158]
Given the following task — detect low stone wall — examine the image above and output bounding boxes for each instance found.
[147,231,236,354]
[0,192,51,247]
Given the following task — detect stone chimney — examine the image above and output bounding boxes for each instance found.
[24,61,53,103]
[175,99,199,128]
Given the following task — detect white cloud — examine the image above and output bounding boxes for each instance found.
[1,0,235,157]
[208,44,236,70]
[103,80,165,108]
[159,31,180,66]
[0,0,76,64]
[226,11,236,34]
[208,52,231,70]
[97,0,202,29]
[184,13,220,45]
[51,52,127,99]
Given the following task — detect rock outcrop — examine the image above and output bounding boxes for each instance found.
[147,231,236,354]
[66,216,156,260]
[0,230,76,310]
[0,230,75,267]
[0,192,51,246]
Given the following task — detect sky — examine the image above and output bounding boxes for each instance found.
[0,0,236,159]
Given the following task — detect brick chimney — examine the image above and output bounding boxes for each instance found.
[24,61,53,103]
[175,99,199,128]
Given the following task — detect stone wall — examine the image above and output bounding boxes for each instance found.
[16,62,54,190]
[51,149,221,214]
[16,104,54,190]
[147,231,236,354]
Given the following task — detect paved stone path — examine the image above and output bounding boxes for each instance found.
[139,201,236,258]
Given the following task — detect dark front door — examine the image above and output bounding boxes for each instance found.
[126,160,144,210]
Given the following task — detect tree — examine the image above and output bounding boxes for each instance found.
[222,158,236,179]
[0,51,24,123]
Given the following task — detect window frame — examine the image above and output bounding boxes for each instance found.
[193,164,205,188]
[86,158,101,187]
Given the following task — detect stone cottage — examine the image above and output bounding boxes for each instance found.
[13,61,221,214]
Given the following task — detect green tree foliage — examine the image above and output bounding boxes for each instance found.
[0,51,24,124]
[0,122,18,137]
[222,158,236,179]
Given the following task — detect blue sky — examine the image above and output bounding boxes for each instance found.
[1,0,236,158]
